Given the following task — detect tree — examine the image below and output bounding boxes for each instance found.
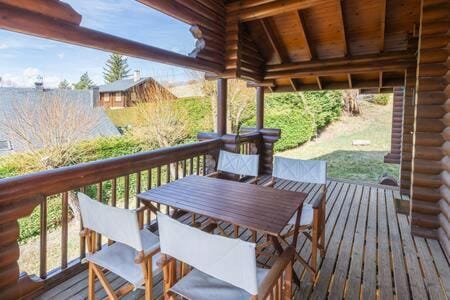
[73,72,94,90]
[103,53,131,83]
[201,78,255,133]
[0,91,102,170]
[58,79,71,89]
[342,90,360,115]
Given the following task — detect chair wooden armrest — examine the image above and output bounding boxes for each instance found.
[257,246,295,299]
[245,176,259,185]
[311,191,325,209]
[206,171,220,178]
[156,254,175,268]
[263,178,276,188]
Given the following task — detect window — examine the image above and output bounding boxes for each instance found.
[0,140,12,151]
[115,92,122,102]
[104,92,110,102]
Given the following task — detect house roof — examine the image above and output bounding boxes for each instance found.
[99,77,149,93]
[0,87,120,155]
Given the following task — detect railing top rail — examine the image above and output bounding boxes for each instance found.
[0,138,222,204]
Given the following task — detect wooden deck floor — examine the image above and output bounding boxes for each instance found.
[37,178,450,300]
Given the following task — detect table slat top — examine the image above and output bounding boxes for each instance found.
[137,175,307,235]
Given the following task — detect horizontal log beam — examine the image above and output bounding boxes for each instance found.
[228,0,328,22]
[264,52,416,79]
[0,3,223,74]
[0,0,81,25]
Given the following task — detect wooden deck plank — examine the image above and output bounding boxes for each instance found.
[35,179,450,300]
[328,184,363,300]
[310,184,357,299]
[414,236,447,300]
[377,188,394,299]
[385,190,411,300]
[397,214,429,299]
[344,185,370,300]
[361,187,378,300]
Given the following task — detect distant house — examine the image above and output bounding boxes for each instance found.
[168,80,205,98]
[98,70,176,109]
[0,85,120,155]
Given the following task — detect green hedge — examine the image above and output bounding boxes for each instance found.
[245,91,343,152]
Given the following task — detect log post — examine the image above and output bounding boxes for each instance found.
[256,86,264,130]
[217,78,227,136]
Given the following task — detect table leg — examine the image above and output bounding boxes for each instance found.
[270,236,301,287]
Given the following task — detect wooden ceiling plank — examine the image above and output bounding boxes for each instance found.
[259,18,289,63]
[380,0,387,52]
[290,79,299,91]
[379,71,383,92]
[0,3,223,74]
[231,0,327,22]
[336,0,349,57]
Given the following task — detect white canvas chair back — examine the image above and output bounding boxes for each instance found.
[78,192,143,251]
[273,156,327,185]
[157,213,259,295]
[217,150,259,177]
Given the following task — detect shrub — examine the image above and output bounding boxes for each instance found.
[245,91,343,152]
[372,94,391,105]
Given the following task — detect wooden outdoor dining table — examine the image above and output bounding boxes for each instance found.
[137,175,307,285]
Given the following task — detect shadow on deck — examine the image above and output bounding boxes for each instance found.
[37,178,450,300]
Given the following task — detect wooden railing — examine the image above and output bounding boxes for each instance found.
[0,138,222,299]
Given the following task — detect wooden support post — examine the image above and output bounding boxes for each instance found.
[217,78,227,136]
[256,86,264,130]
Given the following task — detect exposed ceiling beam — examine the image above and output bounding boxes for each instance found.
[379,71,383,92]
[316,76,323,89]
[230,0,328,22]
[264,53,416,79]
[380,0,387,52]
[0,3,223,74]
[259,17,298,91]
[347,74,353,88]
[336,0,349,56]
[294,10,315,59]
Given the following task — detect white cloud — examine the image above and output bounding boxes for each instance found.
[0,68,61,88]
[57,52,65,59]
[0,43,9,49]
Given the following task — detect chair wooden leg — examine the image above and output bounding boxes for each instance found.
[252,230,257,243]
[283,260,293,300]
[144,258,153,300]
[311,233,318,281]
[88,263,95,300]
[92,264,118,300]
[234,225,239,238]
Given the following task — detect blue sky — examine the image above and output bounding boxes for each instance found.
[0,0,199,88]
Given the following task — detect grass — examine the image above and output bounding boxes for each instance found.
[280,99,400,183]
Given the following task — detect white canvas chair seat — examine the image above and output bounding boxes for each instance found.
[86,229,161,288]
[288,204,313,227]
[170,268,269,300]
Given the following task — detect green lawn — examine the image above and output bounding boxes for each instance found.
[280,100,400,183]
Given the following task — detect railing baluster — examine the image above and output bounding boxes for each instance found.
[196,156,200,175]
[202,155,206,175]
[40,199,47,278]
[111,178,117,207]
[80,187,86,258]
[147,169,152,223]
[166,164,170,183]
[96,182,102,250]
[175,161,179,180]
[182,160,187,177]
[189,157,194,175]
[136,172,141,207]
[156,167,161,211]
[61,192,68,269]
[124,175,130,209]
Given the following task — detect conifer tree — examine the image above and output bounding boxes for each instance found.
[103,53,131,83]
[73,72,94,90]
[58,79,71,89]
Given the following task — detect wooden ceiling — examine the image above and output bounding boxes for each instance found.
[224,0,420,92]
[0,0,421,93]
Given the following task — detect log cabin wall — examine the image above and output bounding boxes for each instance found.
[410,0,449,256]
[384,87,404,164]
[400,67,417,196]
